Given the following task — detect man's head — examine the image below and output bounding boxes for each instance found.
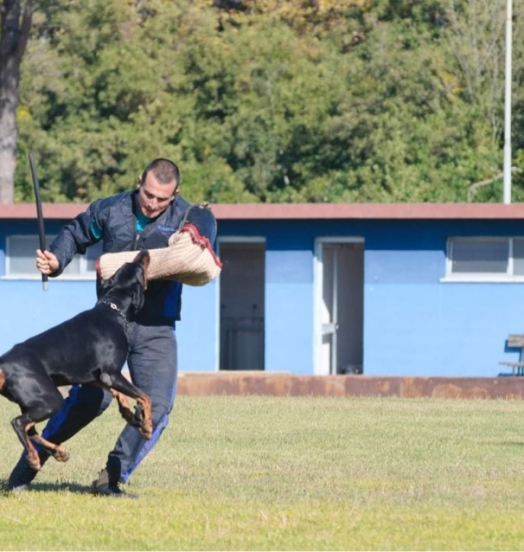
[136,158,180,219]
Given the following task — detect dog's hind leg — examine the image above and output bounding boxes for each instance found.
[11,418,43,470]
[10,418,70,469]
[28,429,70,463]
[11,385,70,469]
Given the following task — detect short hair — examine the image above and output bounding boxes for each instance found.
[141,158,181,187]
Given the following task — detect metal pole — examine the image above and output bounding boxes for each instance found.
[503,0,513,204]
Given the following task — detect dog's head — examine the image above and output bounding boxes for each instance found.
[98,250,150,319]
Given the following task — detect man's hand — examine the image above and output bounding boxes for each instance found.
[36,249,59,275]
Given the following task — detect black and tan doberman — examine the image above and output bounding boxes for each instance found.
[0,250,152,471]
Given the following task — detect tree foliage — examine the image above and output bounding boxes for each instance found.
[7,0,524,203]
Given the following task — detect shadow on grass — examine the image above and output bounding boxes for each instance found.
[0,478,92,496]
[496,441,524,447]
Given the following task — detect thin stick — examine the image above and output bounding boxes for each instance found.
[29,152,48,291]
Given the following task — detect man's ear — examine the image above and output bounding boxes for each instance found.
[136,175,142,188]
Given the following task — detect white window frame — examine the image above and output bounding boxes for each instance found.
[4,235,103,281]
[443,236,524,283]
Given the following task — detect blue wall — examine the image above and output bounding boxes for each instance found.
[219,218,524,377]
[1,217,524,377]
[0,219,218,372]
[363,219,524,377]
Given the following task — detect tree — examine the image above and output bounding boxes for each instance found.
[0,0,34,203]
[9,0,524,204]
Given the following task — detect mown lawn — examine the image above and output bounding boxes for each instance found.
[0,395,523,550]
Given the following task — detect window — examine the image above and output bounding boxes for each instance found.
[5,235,103,279]
[446,237,524,281]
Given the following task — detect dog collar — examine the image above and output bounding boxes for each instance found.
[99,300,128,326]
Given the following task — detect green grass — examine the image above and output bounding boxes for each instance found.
[0,395,524,550]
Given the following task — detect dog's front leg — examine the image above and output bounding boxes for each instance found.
[111,390,136,423]
[96,374,153,439]
[110,389,152,440]
[94,382,136,423]
[135,394,152,440]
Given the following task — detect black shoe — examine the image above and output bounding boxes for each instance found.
[6,454,42,492]
[90,469,138,499]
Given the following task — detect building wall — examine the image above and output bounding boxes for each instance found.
[364,219,524,377]
[365,218,520,378]
[1,217,523,377]
[219,218,524,377]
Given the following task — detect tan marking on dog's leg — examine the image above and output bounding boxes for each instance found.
[136,394,152,440]
[0,367,6,392]
[95,381,151,437]
[94,382,135,422]
[112,390,135,423]
[23,422,41,470]
[30,434,70,463]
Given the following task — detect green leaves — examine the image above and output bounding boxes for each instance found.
[13,0,523,203]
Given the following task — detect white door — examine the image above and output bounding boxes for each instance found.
[315,239,364,375]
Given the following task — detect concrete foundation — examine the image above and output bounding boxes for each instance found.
[177,372,524,399]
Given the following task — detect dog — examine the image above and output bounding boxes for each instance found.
[0,250,153,471]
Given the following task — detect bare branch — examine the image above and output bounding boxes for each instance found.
[467,167,523,201]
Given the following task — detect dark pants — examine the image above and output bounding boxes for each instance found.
[28,322,178,484]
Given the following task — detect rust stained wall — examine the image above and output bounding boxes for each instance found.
[177,373,524,399]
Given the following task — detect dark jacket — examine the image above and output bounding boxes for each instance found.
[49,190,191,326]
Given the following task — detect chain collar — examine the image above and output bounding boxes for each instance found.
[99,300,128,328]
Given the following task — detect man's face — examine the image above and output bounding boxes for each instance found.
[136,172,178,219]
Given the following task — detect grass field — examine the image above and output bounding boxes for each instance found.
[0,394,524,550]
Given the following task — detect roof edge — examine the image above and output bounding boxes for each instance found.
[2,202,524,220]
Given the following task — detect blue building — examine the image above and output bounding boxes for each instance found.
[1,202,523,378]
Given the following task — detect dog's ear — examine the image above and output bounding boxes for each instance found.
[97,274,115,298]
[131,287,146,314]
[133,250,150,289]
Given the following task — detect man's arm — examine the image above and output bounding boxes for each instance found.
[46,201,102,277]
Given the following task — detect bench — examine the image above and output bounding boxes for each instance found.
[499,334,524,376]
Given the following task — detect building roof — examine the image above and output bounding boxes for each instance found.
[1,202,524,220]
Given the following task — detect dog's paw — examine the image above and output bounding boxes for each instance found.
[52,448,70,463]
[138,423,152,440]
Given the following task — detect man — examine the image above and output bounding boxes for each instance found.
[7,158,190,498]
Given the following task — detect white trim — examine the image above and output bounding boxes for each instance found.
[508,238,515,274]
[214,252,221,373]
[316,237,364,245]
[441,276,524,283]
[446,238,453,276]
[1,275,97,281]
[217,236,266,244]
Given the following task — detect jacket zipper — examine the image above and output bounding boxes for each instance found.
[133,213,141,249]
